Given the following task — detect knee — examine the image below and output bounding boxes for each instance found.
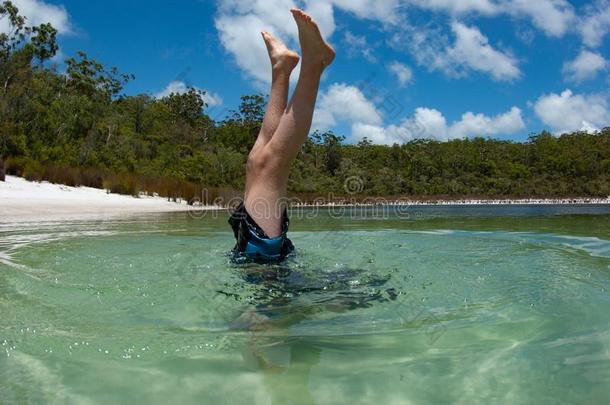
[247,150,273,177]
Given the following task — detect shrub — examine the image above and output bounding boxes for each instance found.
[4,157,28,176]
[104,174,140,197]
[22,160,44,182]
[1,157,247,206]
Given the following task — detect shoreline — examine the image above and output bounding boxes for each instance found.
[291,198,610,207]
[2,176,609,222]
[0,176,219,222]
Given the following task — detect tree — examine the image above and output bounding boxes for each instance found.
[161,88,206,125]
[65,51,134,99]
[1,1,58,94]
[1,0,609,200]
[1,1,59,160]
[237,94,265,124]
[322,131,344,175]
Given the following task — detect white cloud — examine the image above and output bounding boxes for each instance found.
[410,0,498,15]
[407,107,450,139]
[580,0,610,48]
[504,0,575,37]
[351,122,417,145]
[204,92,224,108]
[304,0,336,38]
[217,0,301,38]
[351,123,394,145]
[329,0,402,24]
[388,61,413,86]
[400,22,520,81]
[0,0,71,34]
[155,81,223,107]
[215,0,410,85]
[350,106,524,144]
[408,0,575,37]
[313,83,383,131]
[534,89,610,134]
[344,31,376,62]
[448,107,525,138]
[215,12,283,85]
[310,82,521,146]
[215,0,337,85]
[563,49,609,82]
[449,22,520,81]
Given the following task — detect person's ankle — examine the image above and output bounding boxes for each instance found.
[300,61,326,74]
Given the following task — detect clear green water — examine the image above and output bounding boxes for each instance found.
[1,206,610,404]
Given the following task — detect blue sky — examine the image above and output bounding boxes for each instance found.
[6,0,610,143]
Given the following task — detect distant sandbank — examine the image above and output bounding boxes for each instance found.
[292,198,610,207]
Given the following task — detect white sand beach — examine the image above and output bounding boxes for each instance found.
[0,176,219,222]
[2,175,609,223]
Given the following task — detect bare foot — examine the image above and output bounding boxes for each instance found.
[261,31,300,73]
[290,8,336,70]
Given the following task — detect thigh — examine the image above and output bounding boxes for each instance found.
[244,154,289,238]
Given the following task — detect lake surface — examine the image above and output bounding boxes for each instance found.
[1,205,610,404]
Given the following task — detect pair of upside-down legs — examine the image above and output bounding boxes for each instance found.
[243,8,335,237]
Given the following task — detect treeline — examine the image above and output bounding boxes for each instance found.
[1,1,609,203]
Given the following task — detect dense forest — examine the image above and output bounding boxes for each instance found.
[1,1,609,204]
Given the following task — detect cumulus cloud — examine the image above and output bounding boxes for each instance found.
[398,22,520,81]
[563,49,609,82]
[388,61,413,86]
[350,106,525,144]
[0,0,71,34]
[310,82,521,146]
[216,8,289,85]
[448,107,525,138]
[214,0,408,85]
[215,0,339,85]
[155,81,223,107]
[534,89,610,134]
[449,22,520,81]
[351,123,396,145]
[580,0,610,48]
[312,83,383,131]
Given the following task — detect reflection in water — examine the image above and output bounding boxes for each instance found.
[226,264,398,404]
[243,335,321,405]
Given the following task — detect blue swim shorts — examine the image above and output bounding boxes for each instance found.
[228,202,294,263]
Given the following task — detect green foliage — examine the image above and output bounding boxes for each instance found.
[1,1,609,200]
[161,88,207,125]
[65,51,134,99]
